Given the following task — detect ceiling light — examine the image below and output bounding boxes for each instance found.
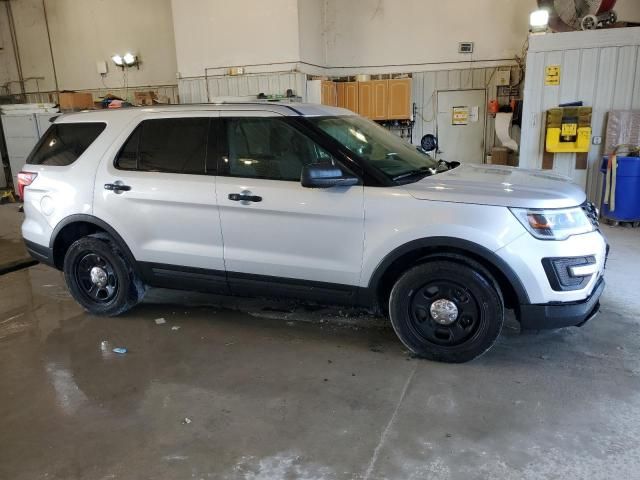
[530,9,550,29]
[111,54,123,66]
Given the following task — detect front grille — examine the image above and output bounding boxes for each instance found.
[542,256,596,291]
[582,201,599,227]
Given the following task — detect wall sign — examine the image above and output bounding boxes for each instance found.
[452,106,469,125]
[545,65,561,86]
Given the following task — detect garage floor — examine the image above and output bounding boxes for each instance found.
[1,204,639,479]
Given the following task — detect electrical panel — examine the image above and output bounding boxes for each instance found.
[496,68,511,86]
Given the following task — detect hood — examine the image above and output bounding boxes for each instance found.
[403,163,586,209]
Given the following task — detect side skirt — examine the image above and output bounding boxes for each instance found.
[139,262,373,308]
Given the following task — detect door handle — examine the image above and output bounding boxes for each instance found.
[104,183,131,192]
[228,193,262,203]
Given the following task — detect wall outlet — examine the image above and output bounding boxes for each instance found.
[592,136,602,145]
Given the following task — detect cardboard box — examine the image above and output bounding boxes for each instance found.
[134,91,157,106]
[59,92,94,111]
[491,147,509,165]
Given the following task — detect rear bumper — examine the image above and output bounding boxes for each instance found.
[518,277,605,330]
[24,239,56,268]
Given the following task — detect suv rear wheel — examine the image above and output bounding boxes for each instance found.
[389,260,503,363]
[63,233,145,316]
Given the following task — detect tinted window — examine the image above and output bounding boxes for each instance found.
[116,118,209,174]
[27,123,106,166]
[223,117,332,181]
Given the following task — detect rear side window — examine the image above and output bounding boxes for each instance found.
[27,123,106,166]
[115,118,210,174]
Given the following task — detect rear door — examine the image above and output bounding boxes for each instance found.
[214,111,365,301]
[93,112,227,293]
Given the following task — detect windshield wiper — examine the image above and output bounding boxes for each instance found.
[392,166,434,181]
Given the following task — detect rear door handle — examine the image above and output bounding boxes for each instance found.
[228,193,262,203]
[104,183,131,192]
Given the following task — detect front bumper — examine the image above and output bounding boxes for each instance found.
[518,277,605,330]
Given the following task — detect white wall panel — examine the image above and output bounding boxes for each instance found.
[520,28,640,202]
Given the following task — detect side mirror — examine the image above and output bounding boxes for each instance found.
[301,162,359,188]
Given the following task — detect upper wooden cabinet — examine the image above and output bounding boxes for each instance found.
[336,82,358,113]
[321,80,337,106]
[327,78,412,120]
[357,81,374,119]
[371,80,388,120]
[387,78,412,120]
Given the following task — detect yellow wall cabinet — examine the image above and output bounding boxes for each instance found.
[324,78,412,121]
[336,82,358,113]
[387,78,412,120]
[321,80,337,107]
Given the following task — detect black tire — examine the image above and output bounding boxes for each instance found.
[388,259,503,363]
[63,233,146,316]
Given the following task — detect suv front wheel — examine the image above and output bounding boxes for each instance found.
[63,233,146,316]
[389,260,503,363]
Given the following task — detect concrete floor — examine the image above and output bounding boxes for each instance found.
[0,204,32,273]
[1,203,640,479]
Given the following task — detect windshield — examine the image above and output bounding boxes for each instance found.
[309,116,439,179]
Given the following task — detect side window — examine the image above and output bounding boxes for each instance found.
[115,118,209,174]
[223,117,333,181]
[27,123,106,166]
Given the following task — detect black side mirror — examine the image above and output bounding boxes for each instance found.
[301,162,359,188]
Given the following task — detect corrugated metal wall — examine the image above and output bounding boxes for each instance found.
[178,72,307,103]
[411,66,521,152]
[520,28,640,202]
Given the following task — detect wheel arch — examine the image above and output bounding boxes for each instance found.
[367,237,529,313]
[50,214,139,274]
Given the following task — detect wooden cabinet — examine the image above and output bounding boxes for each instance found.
[387,78,411,120]
[371,80,388,120]
[357,81,373,118]
[337,82,358,113]
[321,80,337,106]
[331,78,412,120]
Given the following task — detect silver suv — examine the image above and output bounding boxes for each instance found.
[19,103,607,362]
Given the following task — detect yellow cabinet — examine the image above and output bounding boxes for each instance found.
[321,81,337,106]
[387,78,411,120]
[336,82,358,113]
[357,81,374,118]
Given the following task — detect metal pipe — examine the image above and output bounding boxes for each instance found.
[42,0,59,95]
[5,0,25,96]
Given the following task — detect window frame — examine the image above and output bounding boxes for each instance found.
[113,116,217,176]
[216,115,362,183]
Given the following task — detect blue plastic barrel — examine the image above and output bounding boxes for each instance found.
[600,156,640,221]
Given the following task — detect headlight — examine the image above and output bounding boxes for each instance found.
[510,207,594,240]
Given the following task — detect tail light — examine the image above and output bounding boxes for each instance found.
[17,171,38,199]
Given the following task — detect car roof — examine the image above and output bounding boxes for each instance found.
[56,102,354,123]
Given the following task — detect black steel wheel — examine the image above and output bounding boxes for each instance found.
[74,253,119,303]
[389,259,503,363]
[64,233,145,316]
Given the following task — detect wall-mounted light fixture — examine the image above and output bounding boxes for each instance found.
[111,52,139,69]
[529,9,550,34]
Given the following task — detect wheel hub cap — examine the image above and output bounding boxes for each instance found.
[430,299,459,325]
[90,266,108,287]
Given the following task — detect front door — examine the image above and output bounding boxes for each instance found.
[93,113,227,293]
[214,111,365,302]
[437,89,486,163]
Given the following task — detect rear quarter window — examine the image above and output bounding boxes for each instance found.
[26,122,106,166]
